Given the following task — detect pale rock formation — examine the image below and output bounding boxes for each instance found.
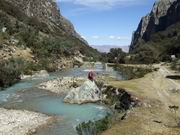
[64,80,101,104]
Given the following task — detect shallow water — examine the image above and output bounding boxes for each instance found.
[0,63,121,135]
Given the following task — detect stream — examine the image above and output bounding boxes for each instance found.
[0,63,123,135]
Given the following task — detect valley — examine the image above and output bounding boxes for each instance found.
[0,0,179,135]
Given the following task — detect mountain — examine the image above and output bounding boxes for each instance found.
[0,0,100,64]
[3,0,84,41]
[92,45,129,53]
[129,0,180,62]
[0,0,100,87]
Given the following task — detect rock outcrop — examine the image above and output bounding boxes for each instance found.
[38,77,85,94]
[3,0,84,41]
[130,0,180,51]
[64,80,101,104]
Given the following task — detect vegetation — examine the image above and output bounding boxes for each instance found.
[131,22,180,64]
[0,0,100,60]
[100,48,127,64]
[76,115,112,135]
[0,57,38,88]
[0,0,100,88]
[115,65,155,80]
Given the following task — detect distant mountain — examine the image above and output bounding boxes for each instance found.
[91,45,129,53]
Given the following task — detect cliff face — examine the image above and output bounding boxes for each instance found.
[130,0,180,52]
[0,0,100,87]
[4,0,83,40]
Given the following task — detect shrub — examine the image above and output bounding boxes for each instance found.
[0,58,22,87]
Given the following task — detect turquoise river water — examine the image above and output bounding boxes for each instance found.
[0,63,122,135]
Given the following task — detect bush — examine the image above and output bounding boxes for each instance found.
[0,58,22,88]
[76,115,112,135]
[0,57,41,88]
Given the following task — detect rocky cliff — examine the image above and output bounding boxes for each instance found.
[130,0,180,52]
[3,0,84,41]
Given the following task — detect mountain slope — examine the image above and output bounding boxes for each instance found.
[0,0,100,87]
[129,0,180,62]
[3,0,84,40]
[0,0,100,63]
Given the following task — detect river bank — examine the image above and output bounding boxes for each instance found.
[101,64,180,135]
[0,108,53,135]
[1,63,178,135]
[0,62,117,135]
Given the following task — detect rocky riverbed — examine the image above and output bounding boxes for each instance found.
[38,77,86,95]
[0,108,52,135]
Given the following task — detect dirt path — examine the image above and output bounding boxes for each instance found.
[102,65,180,135]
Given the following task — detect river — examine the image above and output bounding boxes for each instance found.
[0,63,123,135]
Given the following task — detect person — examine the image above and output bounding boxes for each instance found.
[88,71,95,82]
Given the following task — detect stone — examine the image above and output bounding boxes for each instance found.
[64,80,101,104]
[38,77,85,94]
[0,108,51,135]
[21,70,49,80]
[2,27,7,33]
[33,70,49,78]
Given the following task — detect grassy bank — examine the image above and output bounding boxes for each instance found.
[114,64,157,80]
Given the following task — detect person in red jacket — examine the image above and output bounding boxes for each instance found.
[88,71,95,82]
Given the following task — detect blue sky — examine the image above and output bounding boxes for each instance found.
[56,0,156,46]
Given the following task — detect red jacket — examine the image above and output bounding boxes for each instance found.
[88,71,95,81]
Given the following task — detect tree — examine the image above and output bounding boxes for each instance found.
[107,48,126,64]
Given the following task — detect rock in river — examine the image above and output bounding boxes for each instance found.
[64,80,101,104]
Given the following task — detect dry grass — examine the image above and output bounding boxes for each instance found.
[102,65,180,135]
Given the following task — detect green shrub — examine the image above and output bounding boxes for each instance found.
[0,57,41,88]
[131,22,180,64]
[0,58,22,87]
[76,115,112,135]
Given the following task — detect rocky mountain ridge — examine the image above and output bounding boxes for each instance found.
[3,0,85,41]
[130,0,180,51]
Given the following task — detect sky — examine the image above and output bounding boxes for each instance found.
[56,0,156,46]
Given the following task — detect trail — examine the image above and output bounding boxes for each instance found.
[154,66,180,107]
[102,64,180,135]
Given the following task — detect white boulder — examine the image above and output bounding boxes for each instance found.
[64,80,101,104]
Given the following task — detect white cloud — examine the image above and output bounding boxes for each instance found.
[92,35,100,39]
[58,0,148,9]
[88,35,130,40]
[109,35,115,39]
[117,36,130,40]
